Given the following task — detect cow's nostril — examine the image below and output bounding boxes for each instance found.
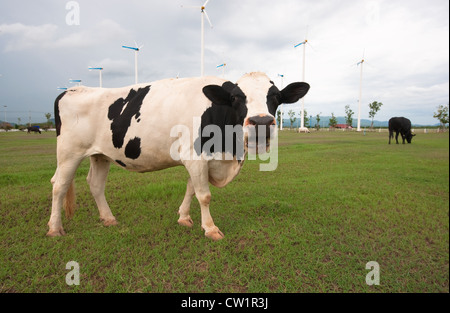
[248,115,276,126]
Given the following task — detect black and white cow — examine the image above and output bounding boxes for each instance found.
[388,117,415,144]
[48,72,309,240]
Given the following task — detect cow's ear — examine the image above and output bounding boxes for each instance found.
[202,85,231,106]
[280,82,310,104]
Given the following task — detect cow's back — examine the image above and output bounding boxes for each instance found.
[389,117,411,132]
[56,77,226,172]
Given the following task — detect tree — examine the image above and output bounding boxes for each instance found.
[345,105,354,128]
[368,101,383,129]
[276,110,281,129]
[0,122,13,131]
[45,113,52,129]
[315,113,321,130]
[433,104,449,132]
[288,110,297,130]
[329,113,337,129]
[302,109,309,128]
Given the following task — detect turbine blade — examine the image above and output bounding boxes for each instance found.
[181,5,200,9]
[203,10,213,28]
[203,0,210,7]
[306,41,316,52]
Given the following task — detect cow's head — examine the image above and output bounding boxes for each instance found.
[203,72,309,155]
[406,131,416,143]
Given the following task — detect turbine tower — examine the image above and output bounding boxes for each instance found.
[356,54,365,132]
[278,74,284,130]
[182,0,213,76]
[294,29,312,133]
[122,42,143,84]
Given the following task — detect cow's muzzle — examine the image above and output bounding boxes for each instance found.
[244,115,277,154]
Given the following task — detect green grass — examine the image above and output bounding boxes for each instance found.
[0,130,448,293]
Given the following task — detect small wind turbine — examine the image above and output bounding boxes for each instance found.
[278,74,284,130]
[3,105,7,123]
[294,28,313,132]
[182,0,213,76]
[122,41,143,84]
[69,79,82,86]
[356,52,365,132]
[216,63,226,77]
[88,66,103,87]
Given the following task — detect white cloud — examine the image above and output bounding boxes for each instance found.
[0,19,128,51]
[90,58,130,76]
[0,23,58,51]
[0,0,448,125]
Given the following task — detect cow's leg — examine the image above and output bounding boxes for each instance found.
[395,131,400,144]
[87,155,117,226]
[47,156,83,236]
[389,131,393,144]
[185,162,224,241]
[178,177,195,227]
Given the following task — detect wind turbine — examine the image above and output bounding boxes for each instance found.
[182,0,213,76]
[69,79,82,86]
[3,105,7,123]
[356,52,365,132]
[122,41,143,84]
[216,63,226,77]
[88,66,103,87]
[278,74,284,130]
[294,28,313,133]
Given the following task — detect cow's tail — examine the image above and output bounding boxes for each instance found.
[64,180,76,219]
[54,91,66,137]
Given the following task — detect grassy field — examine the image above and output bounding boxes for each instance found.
[0,130,448,293]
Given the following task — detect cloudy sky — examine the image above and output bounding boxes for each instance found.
[0,0,448,125]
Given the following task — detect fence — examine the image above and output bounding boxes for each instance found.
[283,127,446,133]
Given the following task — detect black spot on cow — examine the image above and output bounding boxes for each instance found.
[125,137,141,159]
[116,160,127,167]
[195,82,248,159]
[54,91,66,137]
[108,85,150,149]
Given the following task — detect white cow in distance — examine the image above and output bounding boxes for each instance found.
[48,72,309,240]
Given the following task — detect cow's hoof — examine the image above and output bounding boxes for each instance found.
[205,227,225,241]
[46,228,66,237]
[178,216,194,228]
[102,218,118,227]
